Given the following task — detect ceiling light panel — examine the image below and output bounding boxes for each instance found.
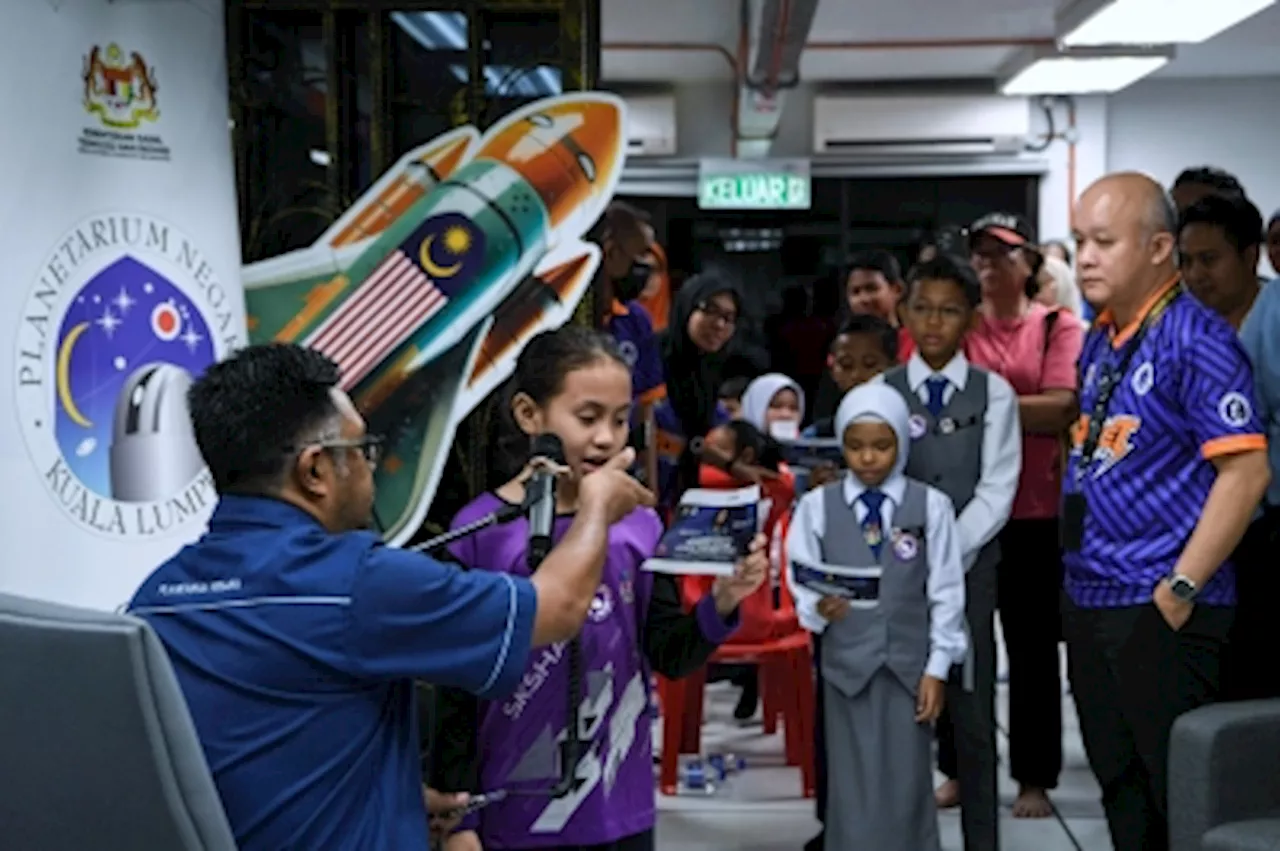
[1059,0,1276,46]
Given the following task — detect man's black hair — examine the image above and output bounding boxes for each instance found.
[187,343,343,495]
[1173,166,1245,198]
[833,313,899,362]
[1177,193,1265,253]
[906,253,982,308]
[848,249,903,283]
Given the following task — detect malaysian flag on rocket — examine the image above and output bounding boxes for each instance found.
[304,212,486,389]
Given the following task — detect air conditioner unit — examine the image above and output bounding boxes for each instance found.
[622,94,677,157]
[813,94,1031,157]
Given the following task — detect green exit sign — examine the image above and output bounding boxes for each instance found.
[697,160,811,211]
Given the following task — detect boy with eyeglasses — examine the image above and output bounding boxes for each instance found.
[878,254,1021,851]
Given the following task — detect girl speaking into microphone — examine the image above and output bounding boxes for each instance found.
[433,326,768,851]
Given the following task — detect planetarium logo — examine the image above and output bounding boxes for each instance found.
[13,214,245,539]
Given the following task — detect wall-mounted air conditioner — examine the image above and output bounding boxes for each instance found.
[622,94,677,157]
[813,94,1031,157]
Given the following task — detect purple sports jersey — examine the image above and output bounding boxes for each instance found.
[606,300,665,406]
[1063,283,1267,608]
[448,493,664,849]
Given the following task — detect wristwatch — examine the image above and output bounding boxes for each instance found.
[1167,573,1199,603]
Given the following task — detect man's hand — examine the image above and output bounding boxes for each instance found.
[816,595,850,623]
[915,675,946,723]
[444,831,483,851]
[1153,578,1193,631]
[423,788,468,840]
[711,533,769,615]
[578,448,655,524]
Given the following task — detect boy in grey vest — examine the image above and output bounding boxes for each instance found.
[787,383,967,851]
[879,254,1021,851]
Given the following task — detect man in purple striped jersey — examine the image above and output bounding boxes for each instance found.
[1064,172,1271,851]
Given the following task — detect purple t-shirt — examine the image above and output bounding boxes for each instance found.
[606,300,665,406]
[447,493,665,849]
[1064,286,1266,608]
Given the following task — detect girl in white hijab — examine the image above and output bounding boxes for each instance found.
[740,373,805,440]
[786,383,966,851]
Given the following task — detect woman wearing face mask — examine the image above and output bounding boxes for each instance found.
[653,272,745,519]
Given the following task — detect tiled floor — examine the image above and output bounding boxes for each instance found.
[655,637,1111,850]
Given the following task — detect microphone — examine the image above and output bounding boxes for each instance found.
[524,433,565,571]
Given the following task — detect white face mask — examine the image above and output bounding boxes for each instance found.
[768,420,799,441]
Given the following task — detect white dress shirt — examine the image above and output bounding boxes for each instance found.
[875,352,1021,570]
[785,471,968,682]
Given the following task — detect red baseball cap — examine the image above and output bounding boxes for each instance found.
[968,212,1036,249]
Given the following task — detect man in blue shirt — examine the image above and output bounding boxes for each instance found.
[128,343,652,851]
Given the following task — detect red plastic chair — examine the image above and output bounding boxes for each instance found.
[658,497,816,797]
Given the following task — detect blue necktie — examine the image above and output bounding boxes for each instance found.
[859,490,886,560]
[925,376,949,418]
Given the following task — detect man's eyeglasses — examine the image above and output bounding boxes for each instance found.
[289,435,384,470]
[695,302,737,327]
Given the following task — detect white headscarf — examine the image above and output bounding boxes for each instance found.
[740,373,806,436]
[834,383,911,481]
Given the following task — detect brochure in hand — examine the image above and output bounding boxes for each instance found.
[777,436,844,470]
[643,485,761,577]
[790,560,882,608]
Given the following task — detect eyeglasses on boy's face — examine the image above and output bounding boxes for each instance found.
[906,303,967,322]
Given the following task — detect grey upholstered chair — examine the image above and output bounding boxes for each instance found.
[1169,700,1280,851]
[0,592,237,851]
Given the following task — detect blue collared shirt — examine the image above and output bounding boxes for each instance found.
[127,495,537,851]
[1241,279,1280,506]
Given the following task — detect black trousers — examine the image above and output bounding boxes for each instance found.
[1064,597,1232,851]
[935,557,1000,851]
[997,517,1064,788]
[1223,507,1280,701]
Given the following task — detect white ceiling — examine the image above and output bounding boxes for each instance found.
[600,0,1280,83]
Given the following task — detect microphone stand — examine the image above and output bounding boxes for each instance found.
[408,504,524,555]
[532,537,584,801]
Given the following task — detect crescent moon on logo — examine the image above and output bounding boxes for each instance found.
[419,234,464,279]
[56,321,93,428]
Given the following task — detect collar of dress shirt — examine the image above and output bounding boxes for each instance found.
[906,350,969,393]
[842,470,907,509]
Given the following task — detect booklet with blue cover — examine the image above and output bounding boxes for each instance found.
[643,485,761,577]
[790,560,882,608]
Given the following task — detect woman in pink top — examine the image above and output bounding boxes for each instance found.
[962,214,1082,819]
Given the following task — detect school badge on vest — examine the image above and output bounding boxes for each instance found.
[892,530,919,561]
[863,519,883,550]
[908,414,928,440]
[938,417,957,435]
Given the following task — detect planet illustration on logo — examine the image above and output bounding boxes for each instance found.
[53,255,214,503]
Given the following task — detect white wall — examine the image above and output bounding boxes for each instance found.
[1108,77,1280,276]
[652,76,1280,274]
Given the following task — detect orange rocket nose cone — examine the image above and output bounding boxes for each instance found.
[476,96,624,230]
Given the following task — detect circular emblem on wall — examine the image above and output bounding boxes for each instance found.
[13,213,244,539]
[1131,361,1155,396]
[1217,391,1253,428]
[908,414,928,440]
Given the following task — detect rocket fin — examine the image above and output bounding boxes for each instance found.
[366,317,495,547]
[320,127,481,248]
[467,241,600,403]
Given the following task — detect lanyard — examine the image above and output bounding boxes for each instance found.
[1074,285,1182,484]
